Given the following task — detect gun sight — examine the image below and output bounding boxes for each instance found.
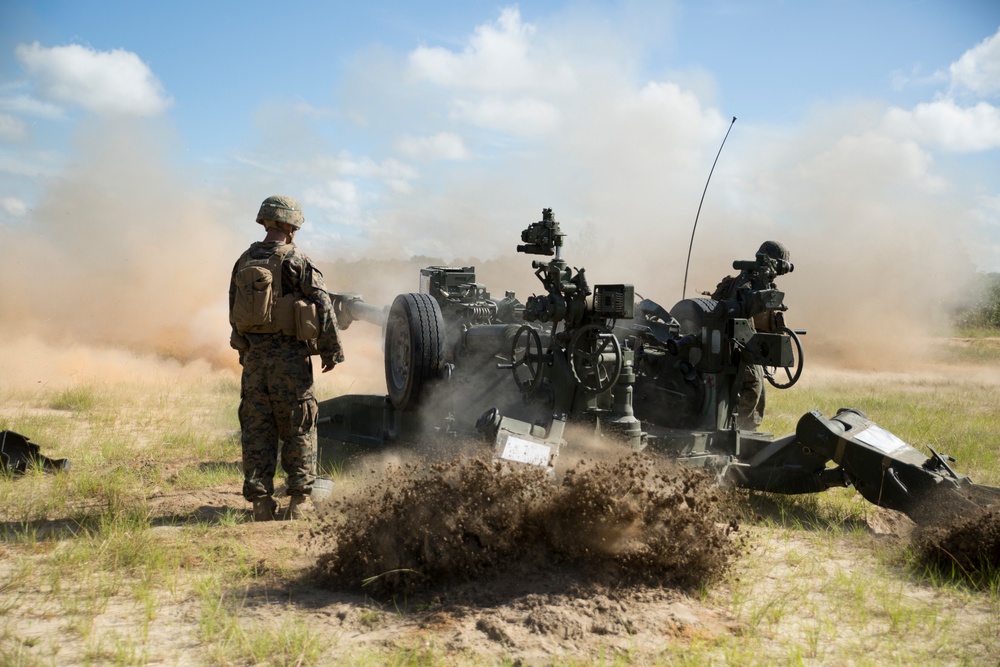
[733,256,794,276]
[517,208,564,256]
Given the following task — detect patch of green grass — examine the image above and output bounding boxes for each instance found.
[0,637,50,667]
[952,325,1000,339]
[161,430,239,463]
[84,631,150,667]
[716,526,989,666]
[49,386,100,412]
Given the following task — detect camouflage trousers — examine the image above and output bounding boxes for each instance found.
[736,364,766,430]
[239,335,317,501]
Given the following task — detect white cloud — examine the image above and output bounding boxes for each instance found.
[395,132,470,161]
[0,93,65,119]
[950,28,1000,97]
[0,114,28,142]
[883,99,1000,152]
[15,42,172,116]
[408,7,575,93]
[303,180,360,215]
[2,197,28,217]
[628,81,721,135]
[0,148,64,178]
[451,96,559,135]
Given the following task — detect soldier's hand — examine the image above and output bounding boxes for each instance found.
[238,350,246,366]
[321,359,337,373]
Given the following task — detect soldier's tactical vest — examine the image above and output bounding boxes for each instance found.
[231,244,319,340]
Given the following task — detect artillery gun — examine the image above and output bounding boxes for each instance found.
[319,208,1000,524]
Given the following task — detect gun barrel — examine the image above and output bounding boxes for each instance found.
[330,293,387,329]
[347,300,387,327]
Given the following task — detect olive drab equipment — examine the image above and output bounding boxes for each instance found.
[230,244,319,342]
[758,240,790,263]
[317,208,1000,526]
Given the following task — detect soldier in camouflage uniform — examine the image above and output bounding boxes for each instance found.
[229,195,344,521]
[711,240,790,430]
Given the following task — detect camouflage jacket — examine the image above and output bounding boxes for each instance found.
[229,241,343,364]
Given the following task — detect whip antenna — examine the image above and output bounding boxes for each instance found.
[681,115,736,300]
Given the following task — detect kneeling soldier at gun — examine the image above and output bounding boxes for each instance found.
[229,195,344,521]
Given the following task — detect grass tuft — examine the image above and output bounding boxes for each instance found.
[49,386,100,412]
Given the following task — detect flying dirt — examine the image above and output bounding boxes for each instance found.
[314,452,740,598]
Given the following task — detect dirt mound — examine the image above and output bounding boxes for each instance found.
[313,452,740,598]
[915,507,1000,582]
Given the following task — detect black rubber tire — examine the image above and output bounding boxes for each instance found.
[384,293,446,410]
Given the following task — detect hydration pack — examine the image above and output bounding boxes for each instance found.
[231,245,298,335]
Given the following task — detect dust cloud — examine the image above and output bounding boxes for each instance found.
[0,103,983,395]
[0,119,241,388]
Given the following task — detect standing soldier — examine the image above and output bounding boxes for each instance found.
[229,195,344,521]
[711,240,791,430]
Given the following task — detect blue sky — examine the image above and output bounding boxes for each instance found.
[1,1,999,364]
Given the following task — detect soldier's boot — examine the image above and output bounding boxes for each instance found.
[252,497,278,522]
[287,495,308,520]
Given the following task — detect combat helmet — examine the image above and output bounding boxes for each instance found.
[256,195,304,229]
[758,240,790,263]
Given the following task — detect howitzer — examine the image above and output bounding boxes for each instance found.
[318,208,1000,524]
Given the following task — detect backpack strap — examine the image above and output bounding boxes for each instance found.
[269,243,296,298]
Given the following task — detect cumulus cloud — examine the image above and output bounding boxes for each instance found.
[15,42,172,116]
[883,27,1000,153]
[408,7,576,93]
[883,99,1000,152]
[950,28,1000,97]
[395,132,470,161]
[451,96,559,135]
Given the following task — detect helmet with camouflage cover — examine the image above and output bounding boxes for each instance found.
[256,195,304,229]
[758,240,790,263]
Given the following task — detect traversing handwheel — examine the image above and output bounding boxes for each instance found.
[568,324,623,394]
[510,324,544,393]
[765,326,804,389]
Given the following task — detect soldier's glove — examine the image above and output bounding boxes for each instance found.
[230,331,250,351]
[238,350,246,366]
[321,351,345,373]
